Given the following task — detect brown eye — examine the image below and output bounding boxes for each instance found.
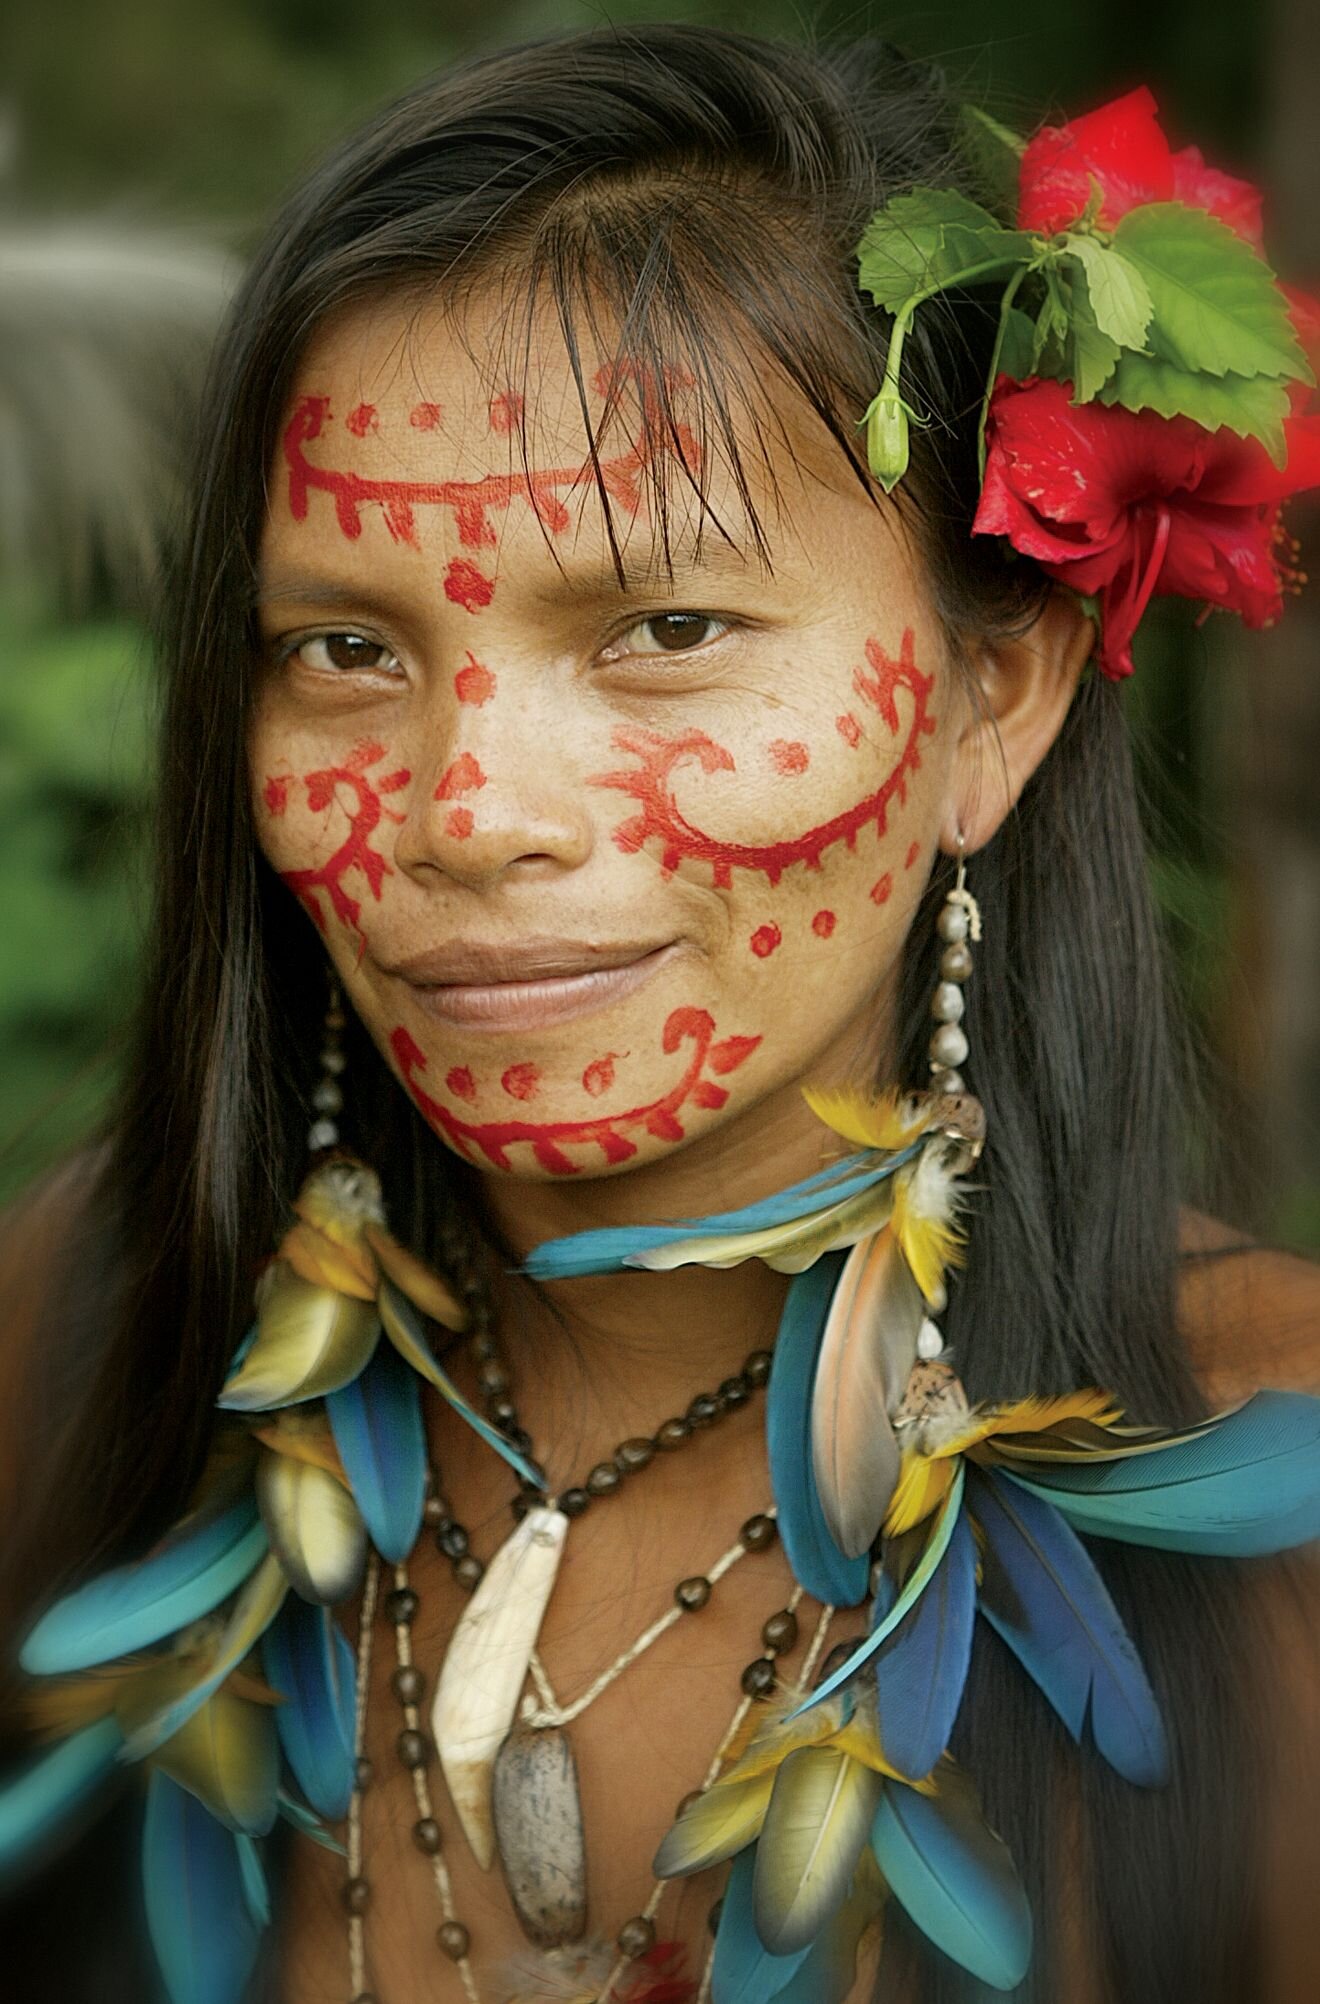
[293,633,401,674]
[645,613,717,651]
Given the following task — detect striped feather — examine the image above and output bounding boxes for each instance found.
[765,1257,870,1608]
[872,1507,977,1781]
[710,1846,812,2004]
[627,1178,896,1275]
[20,1499,267,1676]
[753,1746,883,1954]
[652,1771,774,1878]
[261,1597,356,1820]
[971,1469,1168,1786]
[791,1464,966,1719]
[1001,1391,1320,1556]
[0,1716,122,1870]
[326,1339,427,1561]
[869,1764,1032,1990]
[801,1087,941,1153]
[889,1146,965,1305]
[377,1280,543,1489]
[118,1552,287,1760]
[143,1770,263,2004]
[763,1848,884,2004]
[811,1227,923,1558]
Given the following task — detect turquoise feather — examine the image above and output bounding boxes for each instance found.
[326,1338,427,1561]
[118,1553,287,1763]
[766,1255,870,1609]
[712,1846,814,2004]
[143,1770,263,2004]
[972,1469,1168,1786]
[20,1499,267,1676]
[236,1832,270,1927]
[791,1463,967,1719]
[1003,1391,1320,1557]
[0,1716,122,1872]
[869,1768,1032,1990]
[276,1788,346,1853]
[872,1506,977,1781]
[523,1151,915,1280]
[376,1279,544,1489]
[262,1597,356,1819]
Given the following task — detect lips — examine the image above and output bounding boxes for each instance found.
[381,937,681,1033]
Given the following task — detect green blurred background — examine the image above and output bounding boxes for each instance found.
[1,0,1317,1242]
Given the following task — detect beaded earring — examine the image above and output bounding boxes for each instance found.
[927,835,981,1099]
[309,977,348,1153]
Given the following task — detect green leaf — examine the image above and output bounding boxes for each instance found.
[1031,271,1072,376]
[857,189,1034,311]
[958,104,1025,217]
[1063,235,1153,350]
[1069,282,1123,402]
[1113,204,1311,385]
[1098,354,1291,462]
[998,306,1039,383]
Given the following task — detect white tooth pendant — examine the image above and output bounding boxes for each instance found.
[432,1506,569,1869]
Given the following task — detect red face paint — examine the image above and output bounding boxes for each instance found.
[501,1063,540,1101]
[346,403,377,438]
[905,840,921,871]
[812,909,837,939]
[870,874,893,905]
[391,1008,760,1174]
[264,740,409,937]
[592,630,936,888]
[446,1065,477,1102]
[768,739,809,775]
[582,1052,624,1096]
[454,654,496,705]
[444,559,496,613]
[488,391,524,433]
[749,923,782,958]
[409,402,443,430]
[835,713,862,749]
[435,753,486,801]
[445,808,474,841]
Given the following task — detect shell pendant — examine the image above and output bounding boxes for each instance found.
[431,1506,569,1869]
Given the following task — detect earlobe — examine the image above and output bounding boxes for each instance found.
[938,588,1094,855]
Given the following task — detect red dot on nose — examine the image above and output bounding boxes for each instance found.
[749,923,782,958]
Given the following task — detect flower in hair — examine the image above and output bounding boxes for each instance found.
[856,87,1319,674]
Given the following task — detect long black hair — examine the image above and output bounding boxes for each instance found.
[5,25,1262,2002]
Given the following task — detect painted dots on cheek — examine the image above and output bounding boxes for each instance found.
[812,909,837,939]
[582,1052,626,1096]
[263,776,290,815]
[444,559,496,614]
[455,654,496,705]
[445,1065,477,1102]
[749,922,782,958]
[346,403,378,438]
[768,739,809,775]
[905,840,921,871]
[488,392,525,433]
[835,713,862,749]
[870,874,893,905]
[435,753,487,801]
[409,402,443,430]
[501,1063,541,1101]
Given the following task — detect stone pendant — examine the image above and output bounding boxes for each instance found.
[491,1719,588,1947]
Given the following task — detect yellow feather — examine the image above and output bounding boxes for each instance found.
[890,1152,965,1305]
[363,1223,466,1330]
[884,1452,957,1537]
[651,1770,774,1877]
[802,1086,929,1153]
[280,1219,377,1300]
[718,1698,843,1787]
[148,1684,280,1832]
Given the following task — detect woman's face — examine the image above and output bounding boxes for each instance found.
[251,295,970,1185]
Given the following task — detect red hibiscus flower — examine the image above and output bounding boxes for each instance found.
[974,376,1320,678]
[1018,86,1264,246]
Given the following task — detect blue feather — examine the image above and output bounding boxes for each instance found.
[870,1773,1032,1990]
[712,1846,813,2004]
[523,1151,916,1279]
[0,1716,122,1872]
[276,1788,346,1854]
[262,1597,356,1820]
[326,1339,426,1561]
[971,1469,1168,1786]
[21,1500,267,1676]
[872,1508,977,1781]
[235,1833,270,1927]
[1004,1391,1320,1557]
[143,1770,263,2004]
[766,1256,870,1609]
[791,1463,967,1720]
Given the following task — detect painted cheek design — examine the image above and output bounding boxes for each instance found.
[591,629,936,889]
[749,923,782,958]
[390,1008,761,1174]
[454,654,496,705]
[263,739,409,938]
[281,367,697,612]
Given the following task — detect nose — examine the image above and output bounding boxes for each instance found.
[392,700,595,890]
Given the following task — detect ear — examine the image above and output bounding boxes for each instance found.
[938,589,1095,856]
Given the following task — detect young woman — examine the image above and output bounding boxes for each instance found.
[3,24,1319,2004]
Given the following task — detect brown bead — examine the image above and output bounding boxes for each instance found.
[421,1494,447,1530]
[453,1554,485,1591]
[615,1436,655,1474]
[490,1396,517,1427]
[585,1461,622,1497]
[384,1587,418,1625]
[412,1817,442,1855]
[816,1639,864,1686]
[717,1375,750,1411]
[617,1914,656,1959]
[397,1727,431,1769]
[686,1393,720,1428]
[740,1513,777,1551]
[655,1417,692,1450]
[762,1608,799,1654]
[504,1423,535,1456]
[706,1898,724,1935]
[940,941,974,983]
[437,1921,470,1960]
[675,1576,711,1611]
[675,1790,704,1818]
[742,1349,773,1387]
[436,1522,470,1560]
[559,1486,591,1517]
[341,1875,371,1915]
[740,1656,777,1699]
[391,1664,425,1706]
[477,1358,510,1395]
[354,1756,374,1791]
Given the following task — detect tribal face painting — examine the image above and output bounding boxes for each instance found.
[249,294,971,1192]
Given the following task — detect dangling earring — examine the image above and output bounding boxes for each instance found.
[927,832,981,1097]
[308,975,347,1153]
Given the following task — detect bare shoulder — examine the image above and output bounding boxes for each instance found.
[1176,1208,1320,1406]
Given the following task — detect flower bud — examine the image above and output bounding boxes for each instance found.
[865,390,910,492]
